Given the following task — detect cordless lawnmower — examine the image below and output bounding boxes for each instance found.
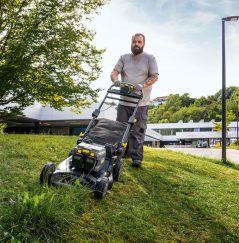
[40,83,142,199]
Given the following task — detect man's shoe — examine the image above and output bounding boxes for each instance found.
[132,160,142,168]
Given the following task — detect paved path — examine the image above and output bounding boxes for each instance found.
[165,148,239,164]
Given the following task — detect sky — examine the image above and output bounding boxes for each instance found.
[87,0,239,100]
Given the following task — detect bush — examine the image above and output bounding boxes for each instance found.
[215,142,221,148]
[0,123,7,134]
[231,140,239,146]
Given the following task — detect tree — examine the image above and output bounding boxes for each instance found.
[169,106,205,123]
[0,0,107,119]
[148,87,239,124]
[180,93,195,107]
[164,94,182,113]
[213,110,236,131]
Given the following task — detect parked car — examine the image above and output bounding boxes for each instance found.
[196,141,208,148]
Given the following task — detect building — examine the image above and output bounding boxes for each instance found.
[150,96,168,106]
[6,103,117,135]
[148,120,239,147]
[5,103,161,146]
[5,104,239,148]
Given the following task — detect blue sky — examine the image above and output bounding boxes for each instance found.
[88,0,239,99]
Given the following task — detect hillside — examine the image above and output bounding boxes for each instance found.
[0,134,239,242]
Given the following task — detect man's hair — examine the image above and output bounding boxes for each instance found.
[132,33,145,43]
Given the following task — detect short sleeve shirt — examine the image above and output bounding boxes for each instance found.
[114,52,158,106]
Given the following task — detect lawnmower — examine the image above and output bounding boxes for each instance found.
[40,82,143,199]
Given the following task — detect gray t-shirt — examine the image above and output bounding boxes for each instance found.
[114,52,158,107]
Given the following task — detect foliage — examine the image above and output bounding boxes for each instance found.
[228,140,239,150]
[213,110,236,131]
[232,140,239,146]
[0,123,7,134]
[214,142,221,148]
[1,134,239,242]
[149,86,239,124]
[0,0,108,119]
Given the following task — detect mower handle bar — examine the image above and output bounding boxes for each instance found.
[110,81,140,91]
[78,82,143,143]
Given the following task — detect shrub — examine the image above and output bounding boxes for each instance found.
[231,140,239,146]
[0,123,7,134]
[215,142,221,148]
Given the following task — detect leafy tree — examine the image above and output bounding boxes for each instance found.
[148,86,239,124]
[170,106,206,123]
[213,110,236,131]
[227,89,239,115]
[148,104,166,123]
[180,93,195,107]
[0,0,107,119]
[164,94,182,113]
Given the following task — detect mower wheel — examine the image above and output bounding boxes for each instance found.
[40,162,55,185]
[94,177,109,199]
[113,159,123,181]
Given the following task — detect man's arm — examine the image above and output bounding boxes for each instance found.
[110,69,120,82]
[143,73,158,88]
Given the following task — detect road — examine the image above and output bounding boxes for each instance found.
[165,148,239,164]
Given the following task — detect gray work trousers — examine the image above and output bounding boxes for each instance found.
[116,104,148,161]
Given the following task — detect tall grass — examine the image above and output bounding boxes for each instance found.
[1,134,239,242]
[0,185,91,242]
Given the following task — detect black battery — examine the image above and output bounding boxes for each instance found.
[71,142,106,172]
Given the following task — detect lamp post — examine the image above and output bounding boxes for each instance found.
[236,93,239,143]
[221,16,239,162]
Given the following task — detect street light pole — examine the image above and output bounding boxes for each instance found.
[237,104,239,143]
[222,19,226,162]
[221,16,239,162]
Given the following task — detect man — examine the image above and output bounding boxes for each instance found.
[110,33,158,167]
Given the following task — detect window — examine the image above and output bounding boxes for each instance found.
[159,129,172,136]
[159,129,182,135]
[200,128,212,132]
[182,128,194,132]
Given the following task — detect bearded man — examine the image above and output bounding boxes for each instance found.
[110,33,158,167]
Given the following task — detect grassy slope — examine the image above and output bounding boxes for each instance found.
[0,134,239,242]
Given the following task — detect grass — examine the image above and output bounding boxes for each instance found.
[1,134,239,242]
[228,145,239,150]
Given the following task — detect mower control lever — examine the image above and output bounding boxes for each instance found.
[111,82,141,93]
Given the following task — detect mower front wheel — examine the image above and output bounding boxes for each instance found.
[113,159,123,181]
[40,162,55,185]
[94,177,109,199]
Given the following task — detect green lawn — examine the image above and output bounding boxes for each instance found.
[0,134,239,242]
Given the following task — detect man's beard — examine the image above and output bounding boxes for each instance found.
[131,46,144,55]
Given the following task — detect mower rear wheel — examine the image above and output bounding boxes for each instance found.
[40,162,55,185]
[113,159,123,181]
[94,177,109,199]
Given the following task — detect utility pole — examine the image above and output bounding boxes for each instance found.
[221,16,239,162]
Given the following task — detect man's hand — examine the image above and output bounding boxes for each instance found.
[135,83,144,91]
[114,80,121,87]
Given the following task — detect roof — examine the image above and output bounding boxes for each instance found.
[145,128,162,140]
[148,122,215,129]
[148,121,239,130]
[23,103,117,121]
[176,131,238,139]
[176,131,222,139]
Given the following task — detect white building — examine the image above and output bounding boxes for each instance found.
[6,103,161,145]
[6,104,239,148]
[148,120,239,147]
[150,96,168,106]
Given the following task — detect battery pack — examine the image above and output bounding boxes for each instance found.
[71,142,106,172]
